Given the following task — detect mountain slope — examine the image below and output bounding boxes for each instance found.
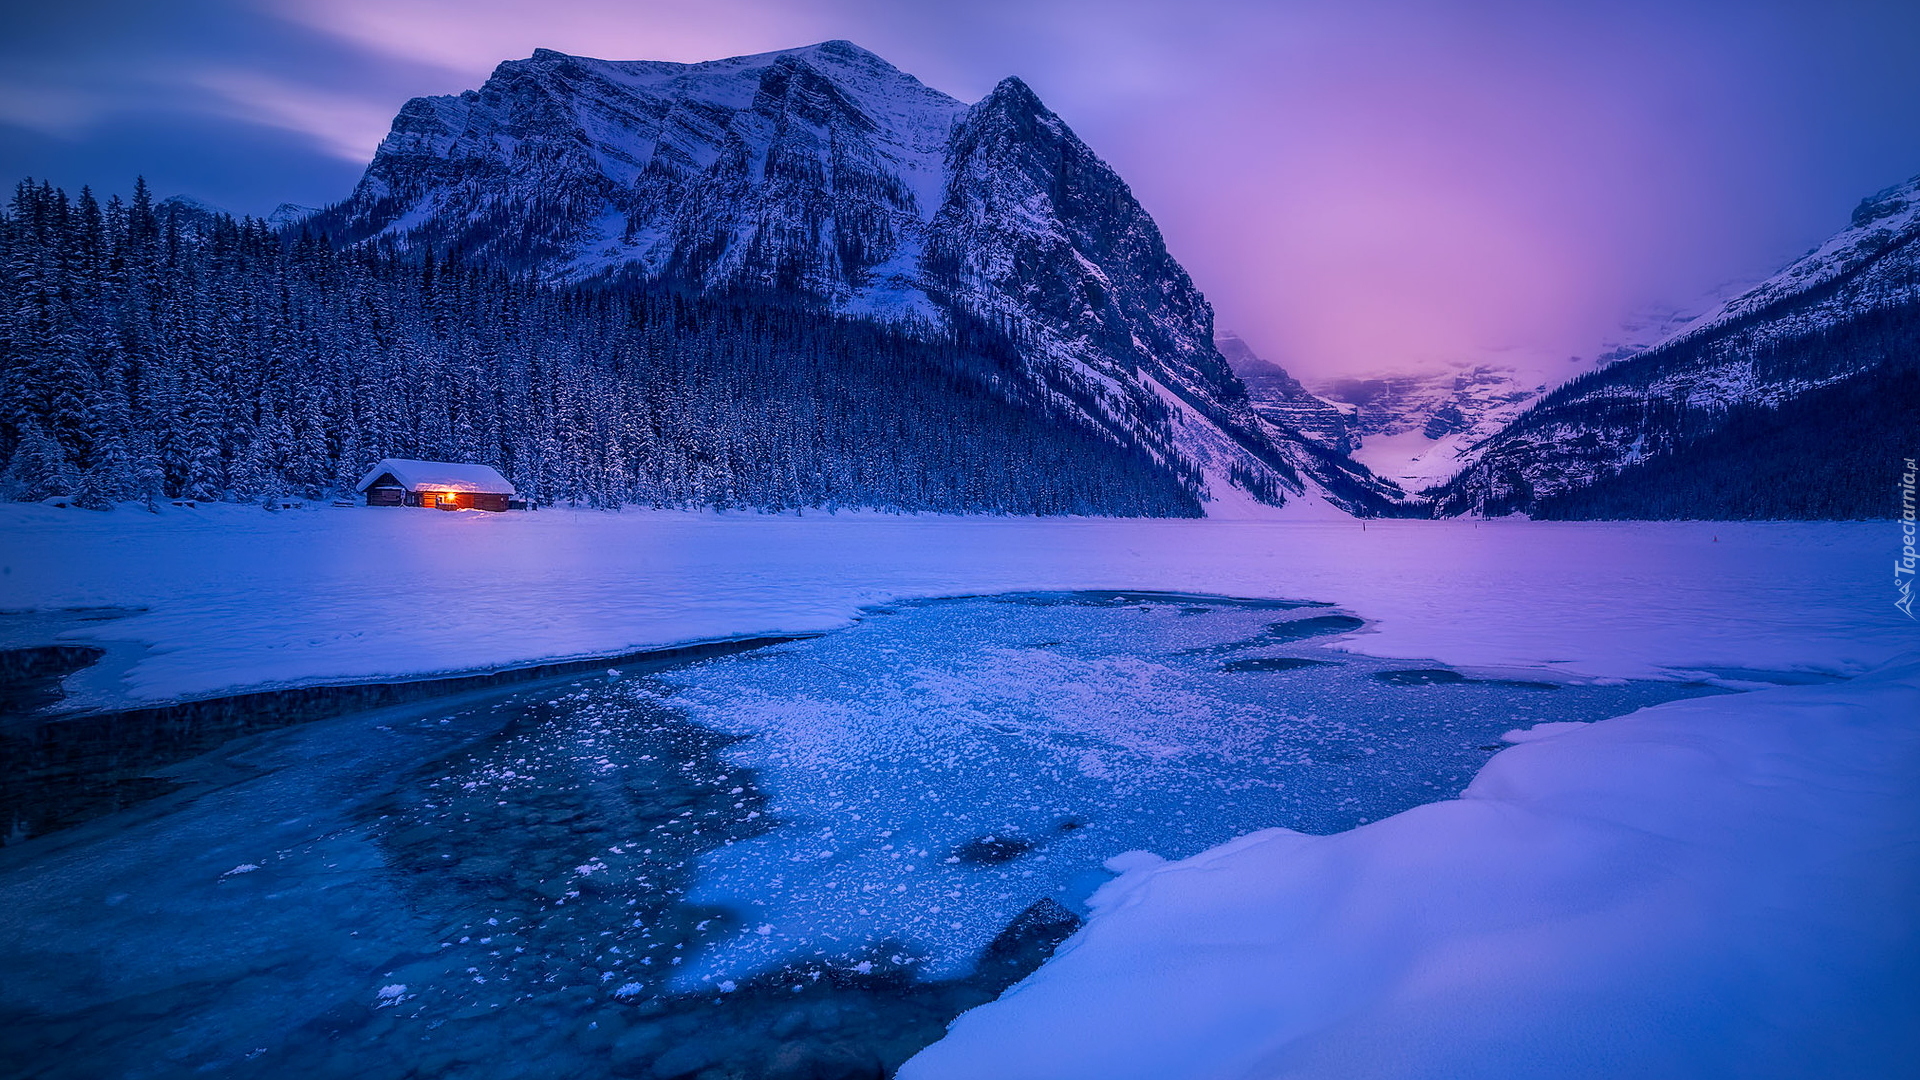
[308,42,1402,516]
[0,180,1206,515]
[1434,172,1920,519]
[1316,366,1543,493]
[1215,332,1355,453]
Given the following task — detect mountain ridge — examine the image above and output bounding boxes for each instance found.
[1433,169,1920,519]
[305,40,1404,515]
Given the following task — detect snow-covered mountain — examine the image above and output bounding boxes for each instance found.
[308,42,1401,516]
[154,194,234,235]
[1587,298,1722,367]
[1434,172,1920,518]
[1311,366,1544,493]
[267,202,319,229]
[1661,175,1920,350]
[1214,332,1355,453]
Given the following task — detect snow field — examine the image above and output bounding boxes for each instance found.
[903,654,1920,1078]
[0,504,1905,708]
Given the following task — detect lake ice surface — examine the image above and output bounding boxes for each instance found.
[649,592,1716,985]
[0,592,1720,1078]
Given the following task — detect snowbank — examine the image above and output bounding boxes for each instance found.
[0,504,1907,710]
[903,657,1920,1079]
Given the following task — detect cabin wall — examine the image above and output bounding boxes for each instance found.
[359,463,515,511]
[362,471,512,511]
[386,490,511,511]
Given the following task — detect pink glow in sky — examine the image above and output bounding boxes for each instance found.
[5,0,1918,382]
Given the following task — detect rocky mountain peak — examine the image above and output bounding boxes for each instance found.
[1659,170,1920,349]
[1850,174,1919,229]
[978,76,1046,116]
[301,43,1405,516]
[1215,333,1355,455]
[751,54,877,130]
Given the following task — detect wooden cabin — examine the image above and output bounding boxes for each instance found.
[355,459,516,512]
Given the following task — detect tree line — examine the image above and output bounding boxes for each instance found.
[0,178,1201,516]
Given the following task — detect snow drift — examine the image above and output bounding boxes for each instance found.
[904,655,1920,1079]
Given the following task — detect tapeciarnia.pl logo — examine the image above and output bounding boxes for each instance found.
[1899,457,1917,620]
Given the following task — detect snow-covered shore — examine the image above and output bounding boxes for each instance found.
[0,504,1906,708]
[3,504,1915,1076]
[903,654,1920,1079]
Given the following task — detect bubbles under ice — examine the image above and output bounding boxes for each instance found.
[631,592,1707,984]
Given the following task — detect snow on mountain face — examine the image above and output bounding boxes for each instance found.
[1660,173,1920,350]
[267,203,319,229]
[1215,332,1355,453]
[1309,365,1542,492]
[317,41,964,308]
[312,41,1403,516]
[1434,171,1920,518]
[154,194,235,236]
[920,80,1394,515]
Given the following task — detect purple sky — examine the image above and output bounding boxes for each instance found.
[5,0,1918,382]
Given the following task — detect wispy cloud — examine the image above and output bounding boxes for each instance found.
[189,70,396,163]
[270,0,837,78]
[0,80,121,137]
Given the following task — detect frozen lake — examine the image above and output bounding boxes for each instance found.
[650,592,1722,986]
[0,592,1723,1079]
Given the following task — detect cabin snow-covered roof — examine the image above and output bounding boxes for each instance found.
[356,459,516,495]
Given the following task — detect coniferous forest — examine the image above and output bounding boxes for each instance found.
[0,179,1203,516]
[1530,358,1920,520]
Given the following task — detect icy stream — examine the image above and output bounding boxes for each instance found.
[0,592,1724,1079]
